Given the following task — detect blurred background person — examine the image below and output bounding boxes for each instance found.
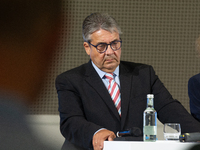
[188,36,200,150]
[0,0,62,149]
[188,36,200,122]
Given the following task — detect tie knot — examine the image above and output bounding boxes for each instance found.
[105,73,114,80]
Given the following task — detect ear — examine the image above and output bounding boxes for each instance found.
[83,42,91,55]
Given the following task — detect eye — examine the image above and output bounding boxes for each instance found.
[97,43,107,51]
[112,41,118,45]
[98,44,106,48]
[111,41,119,47]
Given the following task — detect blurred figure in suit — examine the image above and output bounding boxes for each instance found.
[188,37,200,150]
[0,0,62,149]
[188,36,200,122]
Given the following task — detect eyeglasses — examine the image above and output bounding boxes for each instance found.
[88,39,122,53]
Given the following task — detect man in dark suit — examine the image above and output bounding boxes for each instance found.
[56,13,200,150]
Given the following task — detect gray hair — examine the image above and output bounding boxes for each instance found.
[82,13,122,42]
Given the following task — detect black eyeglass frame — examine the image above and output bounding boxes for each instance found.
[87,39,122,53]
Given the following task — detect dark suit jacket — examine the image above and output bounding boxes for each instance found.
[188,73,200,122]
[56,60,200,150]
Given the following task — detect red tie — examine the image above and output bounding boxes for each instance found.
[105,73,121,116]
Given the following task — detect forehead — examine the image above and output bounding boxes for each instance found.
[91,29,119,43]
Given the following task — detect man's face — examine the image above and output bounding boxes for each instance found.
[84,29,121,73]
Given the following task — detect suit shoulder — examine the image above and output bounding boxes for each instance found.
[188,73,200,85]
[120,61,152,72]
[189,73,200,81]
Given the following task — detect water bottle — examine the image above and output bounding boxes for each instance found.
[143,94,157,141]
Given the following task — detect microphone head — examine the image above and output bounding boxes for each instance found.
[129,127,142,137]
[117,127,142,137]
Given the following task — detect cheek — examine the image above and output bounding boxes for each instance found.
[90,50,104,61]
[116,50,121,59]
[95,54,104,64]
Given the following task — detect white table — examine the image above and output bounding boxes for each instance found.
[103,140,198,150]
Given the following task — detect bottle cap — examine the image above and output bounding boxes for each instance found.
[147,94,154,98]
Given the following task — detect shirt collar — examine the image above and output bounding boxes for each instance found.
[91,61,119,78]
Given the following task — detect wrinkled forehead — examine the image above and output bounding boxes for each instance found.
[90,28,120,43]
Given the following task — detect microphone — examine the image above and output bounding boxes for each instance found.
[117,127,142,137]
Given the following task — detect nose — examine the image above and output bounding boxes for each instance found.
[105,45,114,55]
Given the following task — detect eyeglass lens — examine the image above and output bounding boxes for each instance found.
[97,41,121,52]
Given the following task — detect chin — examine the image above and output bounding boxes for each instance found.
[105,66,118,72]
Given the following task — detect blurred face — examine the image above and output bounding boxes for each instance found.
[84,29,121,73]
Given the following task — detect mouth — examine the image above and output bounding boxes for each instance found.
[104,56,117,63]
[105,58,114,62]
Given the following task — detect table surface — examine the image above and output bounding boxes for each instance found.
[103,140,199,150]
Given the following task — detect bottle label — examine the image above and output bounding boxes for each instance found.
[143,126,157,135]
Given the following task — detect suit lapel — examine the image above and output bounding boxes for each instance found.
[84,61,121,121]
[119,63,132,129]
[84,61,143,130]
